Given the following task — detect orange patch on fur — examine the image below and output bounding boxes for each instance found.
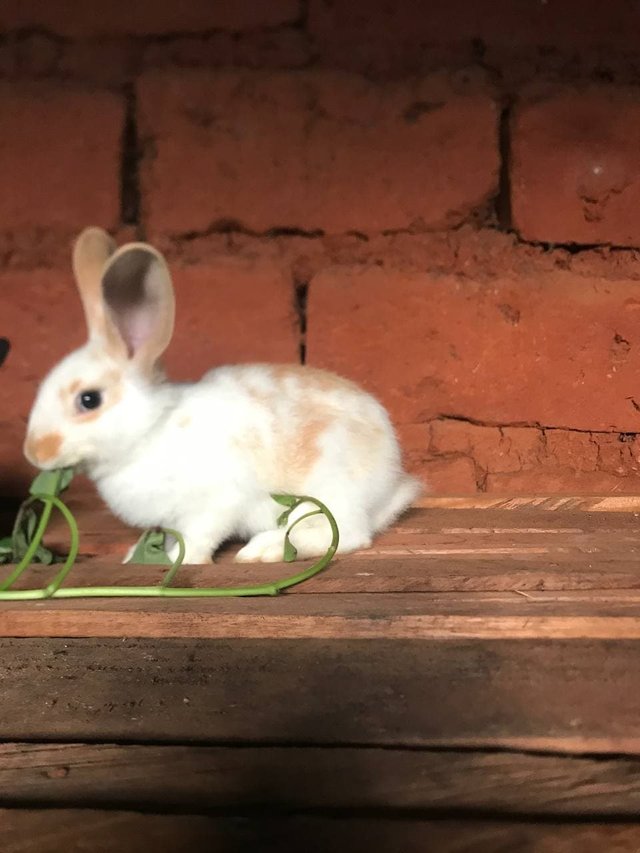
[26,432,63,464]
[60,379,81,405]
[178,415,191,428]
[102,369,122,385]
[278,413,333,482]
[269,364,358,393]
[234,365,370,489]
[77,384,122,422]
[74,374,123,422]
[295,415,331,474]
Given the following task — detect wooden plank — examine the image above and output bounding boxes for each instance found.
[39,501,640,562]
[58,484,640,517]
[71,503,640,531]
[416,494,640,512]
[5,546,640,596]
[2,810,640,853]
[4,590,640,639]
[0,637,639,753]
[4,741,640,816]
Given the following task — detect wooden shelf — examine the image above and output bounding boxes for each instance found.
[2,496,640,850]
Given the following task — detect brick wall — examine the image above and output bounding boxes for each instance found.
[2,0,640,495]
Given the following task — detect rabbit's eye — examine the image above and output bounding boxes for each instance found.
[76,390,103,412]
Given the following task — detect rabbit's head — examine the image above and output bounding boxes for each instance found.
[24,227,175,471]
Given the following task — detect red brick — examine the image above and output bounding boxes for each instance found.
[430,420,546,476]
[309,0,640,73]
[306,264,640,436]
[0,268,83,490]
[58,40,140,88]
[165,254,299,380]
[511,87,640,246]
[0,83,124,231]
[0,30,60,77]
[0,269,85,415]
[422,457,479,495]
[426,419,640,494]
[0,1,300,37]
[486,469,640,494]
[142,30,310,75]
[591,433,640,478]
[544,431,600,474]
[138,70,498,236]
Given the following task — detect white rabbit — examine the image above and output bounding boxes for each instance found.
[23,227,423,565]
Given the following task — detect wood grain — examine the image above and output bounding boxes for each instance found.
[1,637,639,753]
[5,502,640,640]
[416,495,640,512]
[3,741,640,816]
[4,590,640,639]
[4,497,640,834]
[1,810,639,853]
[39,501,640,562]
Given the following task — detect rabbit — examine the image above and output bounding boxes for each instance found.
[23,227,423,565]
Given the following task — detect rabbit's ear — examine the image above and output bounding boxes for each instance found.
[100,243,175,374]
[72,227,125,357]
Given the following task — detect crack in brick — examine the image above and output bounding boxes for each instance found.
[293,276,308,365]
[0,5,305,43]
[169,218,501,242]
[509,233,640,254]
[425,414,640,492]
[174,222,324,242]
[431,413,638,437]
[402,100,445,123]
[496,99,513,230]
[169,222,640,258]
[120,84,141,229]
[579,178,633,224]
[0,27,66,77]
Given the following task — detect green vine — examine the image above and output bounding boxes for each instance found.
[0,471,339,600]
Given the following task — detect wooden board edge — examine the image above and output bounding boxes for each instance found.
[415,495,640,512]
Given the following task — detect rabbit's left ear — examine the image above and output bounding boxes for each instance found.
[100,243,175,375]
[72,227,126,357]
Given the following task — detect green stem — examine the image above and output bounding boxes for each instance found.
[160,529,186,587]
[0,491,339,600]
[272,496,340,592]
[0,496,54,591]
[41,495,80,597]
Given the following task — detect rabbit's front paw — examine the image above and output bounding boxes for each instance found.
[235,530,286,563]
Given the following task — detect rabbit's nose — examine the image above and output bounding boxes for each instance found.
[24,431,63,467]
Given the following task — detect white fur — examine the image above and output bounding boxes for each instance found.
[24,233,423,565]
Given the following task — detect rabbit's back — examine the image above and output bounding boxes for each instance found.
[194,362,401,493]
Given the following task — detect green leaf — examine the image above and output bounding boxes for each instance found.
[30,467,75,498]
[0,537,13,564]
[56,467,75,494]
[11,504,55,564]
[277,509,292,528]
[127,529,172,565]
[271,493,298,509]
[0,469,76,571]
[283,534,298,563]
[29,471,60,497]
